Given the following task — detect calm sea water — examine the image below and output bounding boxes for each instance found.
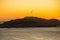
[0,27,60,40]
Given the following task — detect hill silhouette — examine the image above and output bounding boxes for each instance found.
[0,17,60,28]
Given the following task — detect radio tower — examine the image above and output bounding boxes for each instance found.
[30,10,33,16]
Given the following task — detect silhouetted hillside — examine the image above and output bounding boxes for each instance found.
[0,17,60,28]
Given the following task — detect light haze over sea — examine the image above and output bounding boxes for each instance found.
[0,27,60,40]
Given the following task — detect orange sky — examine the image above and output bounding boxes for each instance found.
[0,0,60,21]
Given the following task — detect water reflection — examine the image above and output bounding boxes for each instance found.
[0,28,60,40]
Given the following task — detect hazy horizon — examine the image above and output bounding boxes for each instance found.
[0,16,60,23]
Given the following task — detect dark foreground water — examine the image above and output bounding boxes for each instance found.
[0,27,60,40]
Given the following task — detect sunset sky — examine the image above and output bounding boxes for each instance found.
[0,0,60,21]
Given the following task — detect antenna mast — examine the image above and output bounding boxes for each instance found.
[30,10,33,16]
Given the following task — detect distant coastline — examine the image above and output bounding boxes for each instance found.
[0,17,60,28]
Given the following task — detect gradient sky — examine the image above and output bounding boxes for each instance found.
[0,0,60,21]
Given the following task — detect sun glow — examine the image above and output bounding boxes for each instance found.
[0,0,60,21]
